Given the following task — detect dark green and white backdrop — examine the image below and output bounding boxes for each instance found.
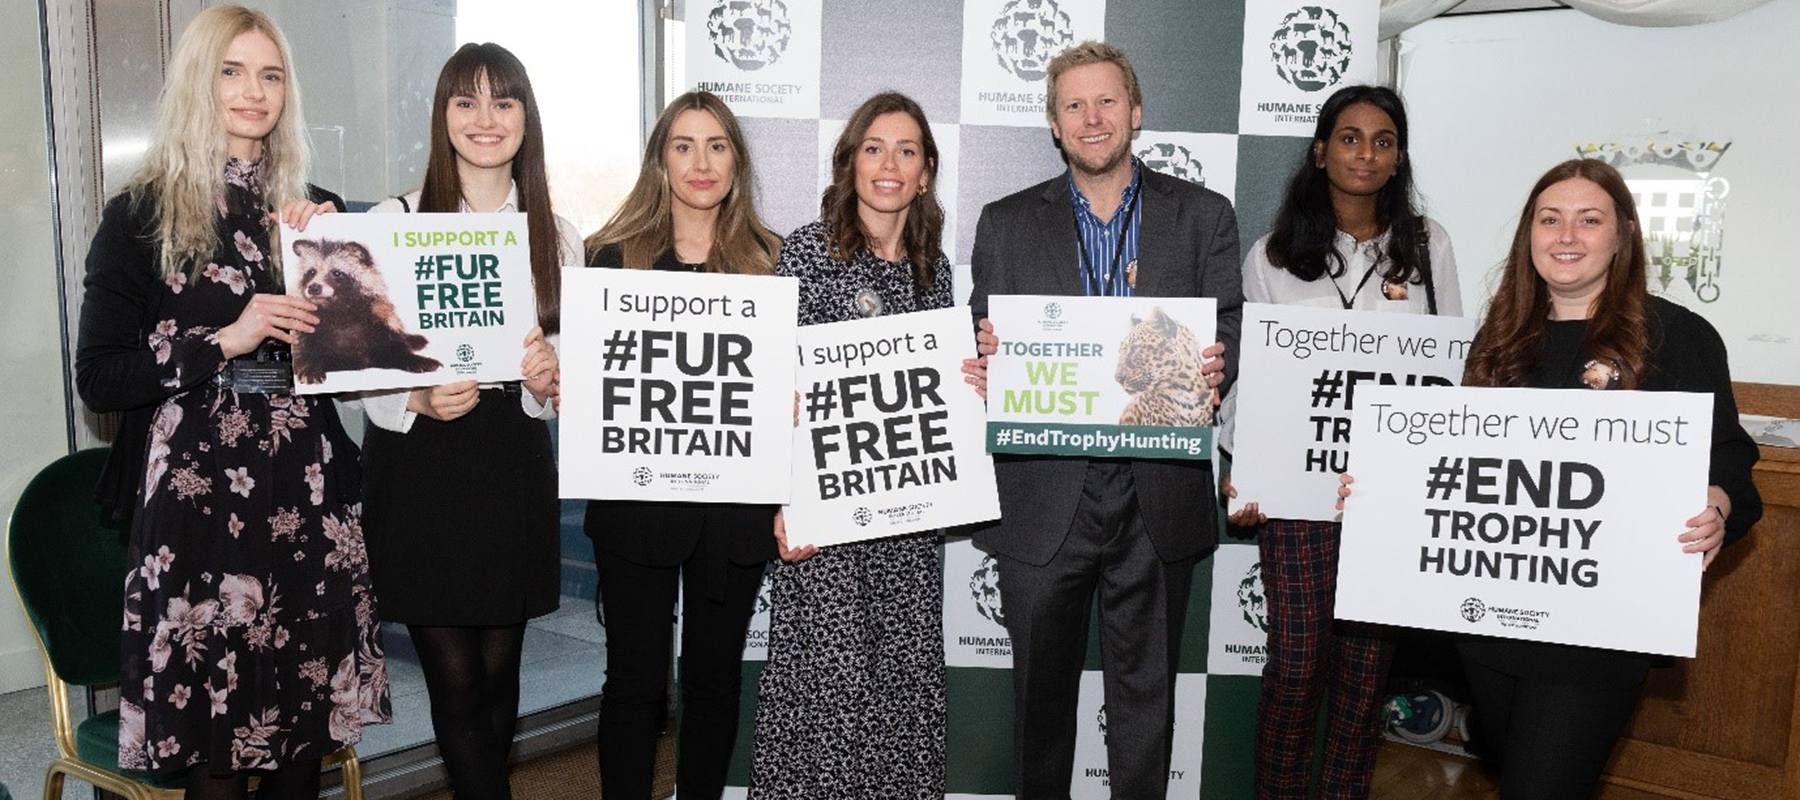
[676,0,1379,796]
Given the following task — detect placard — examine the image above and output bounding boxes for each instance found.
[986,294,1217,459]
[1231,303,1476,521]
[1336,385,1712,657]
[784,307,1000,548]
[279,213,535,394]
[1236,0,1379,137]
[558,268,799,503]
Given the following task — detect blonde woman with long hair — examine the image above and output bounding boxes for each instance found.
[583,90,781,800]
[74,6,389,797]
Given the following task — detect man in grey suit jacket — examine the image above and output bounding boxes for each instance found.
[967,41,1243,799]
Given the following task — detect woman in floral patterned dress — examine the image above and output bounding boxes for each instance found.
[74,6,389,798]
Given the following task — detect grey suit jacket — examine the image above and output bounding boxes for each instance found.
[968,167,1243,566]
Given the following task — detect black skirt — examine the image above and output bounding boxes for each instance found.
[362,386,560,626]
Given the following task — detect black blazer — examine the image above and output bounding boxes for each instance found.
[968,168,1244,566]
[582,244,778,567]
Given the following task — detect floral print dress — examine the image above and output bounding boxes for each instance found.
[102,159,391,773]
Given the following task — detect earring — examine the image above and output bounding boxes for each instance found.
[919,185,929,196]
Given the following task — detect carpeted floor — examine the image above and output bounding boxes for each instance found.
[414,724,676,800]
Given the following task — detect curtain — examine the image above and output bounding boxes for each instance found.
[1381,0,1780,40]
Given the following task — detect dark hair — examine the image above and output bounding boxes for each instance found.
[1464,158,1650,389]
[821,91,943,292]
[1265,85,1426,286]
[419,42,561,335]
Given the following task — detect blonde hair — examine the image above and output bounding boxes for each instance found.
[1044,40,1143,122]
[587,91,780,275]
[126,4,310,281]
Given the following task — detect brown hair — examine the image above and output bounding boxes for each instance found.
[821,91,943,291]
[419,43,562,335]
[1464,159,1650,389]
[1044,40,1143,121]
[586,91,780,274]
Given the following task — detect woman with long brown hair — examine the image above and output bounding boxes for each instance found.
[75,6,390,797]
[582,90,781,800]
[350,42,576,799]
[1342,158,1760,799]
[748,91,953,799]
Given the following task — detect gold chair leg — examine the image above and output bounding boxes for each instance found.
[339,747,364,800]
[41,764,64,800]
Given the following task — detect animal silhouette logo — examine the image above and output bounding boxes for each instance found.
[1237,562,1269,632]
[969,554,1006,627]
[290,239,440,384]
[1269,6,1354,92]
[1137,142,1206,187]
[707,0,792,70]
[989,0,1074,81]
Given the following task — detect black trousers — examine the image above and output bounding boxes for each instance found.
[1459,640,1650,800]
[996,462,1196,800]
[594,533,765,800]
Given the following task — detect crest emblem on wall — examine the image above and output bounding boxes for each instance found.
[1577,139,1732,303]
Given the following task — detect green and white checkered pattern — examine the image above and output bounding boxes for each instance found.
[682,0,1379,795]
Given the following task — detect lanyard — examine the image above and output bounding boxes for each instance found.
[1075,188,1141,297]
[1330,256,1381,310]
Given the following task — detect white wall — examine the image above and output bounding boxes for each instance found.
[0,0,77,692]
[1401,3,1800,386]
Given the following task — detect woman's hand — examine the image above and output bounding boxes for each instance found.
[520,326,558,403]
[270,200,337,232]
[1334,473,1356,512]
[218,294,318,358]
[1680,485,1731,570]
[962,318,997,401]
[550,367,562,413]
[408,381,481,422]
[1202,342,1227,406]
[1221,471,1267,527]
[773,509,818,563]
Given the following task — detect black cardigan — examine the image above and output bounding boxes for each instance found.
[1530,295,1762,543]
[76,185,347,527]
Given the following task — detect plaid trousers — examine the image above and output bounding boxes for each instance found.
[1254,518,1396,800]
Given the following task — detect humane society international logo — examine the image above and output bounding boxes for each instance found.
[1269,6,1354,92]
[1136,142,1206,187]
[852,507,873,527]
[631,466,654,487]
[1043,302,1063,320]
[969,554,1005,627]
[989,0,1075,81]
[1460,596,1487,623]
[455,343,475,363]
[1237,562,1269,632]
[706,0,793,71]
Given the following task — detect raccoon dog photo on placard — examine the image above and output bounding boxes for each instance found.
[289,238,441,384]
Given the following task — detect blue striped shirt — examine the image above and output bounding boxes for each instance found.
[1068,159,1144,297]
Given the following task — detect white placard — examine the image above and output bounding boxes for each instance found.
[278,213,535,394]
[1070,671,1205,798]
[987,294,1217,459]
[559,268,798,503]
[685,0,823,118]
[959,0,1107,127]
[944,535,1013,668]
[1336,385,1712,657]
[1204,543,1270,676]
[1236,0,1379,137]
[1232,303,1477,521]
[785,308,1000,548]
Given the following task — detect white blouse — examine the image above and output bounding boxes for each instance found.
[1219,218,1463,456]
[345,184,582,433]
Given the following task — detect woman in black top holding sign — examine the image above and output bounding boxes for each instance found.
[1342,158,1760,799]
[353,43,576,800]
[583,90,782,800]
[1219,85,1461,800]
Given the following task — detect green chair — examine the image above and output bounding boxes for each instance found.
[6,448,363,800]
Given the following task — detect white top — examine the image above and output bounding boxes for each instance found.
[344,184,583,433]
[1219,218,1463,455]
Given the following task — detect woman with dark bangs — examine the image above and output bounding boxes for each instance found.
[1218,84,1460,799]
[1340,158,1761,799]
[749,91,954,799]
[351,42,578,799]
[582,90,782,800]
